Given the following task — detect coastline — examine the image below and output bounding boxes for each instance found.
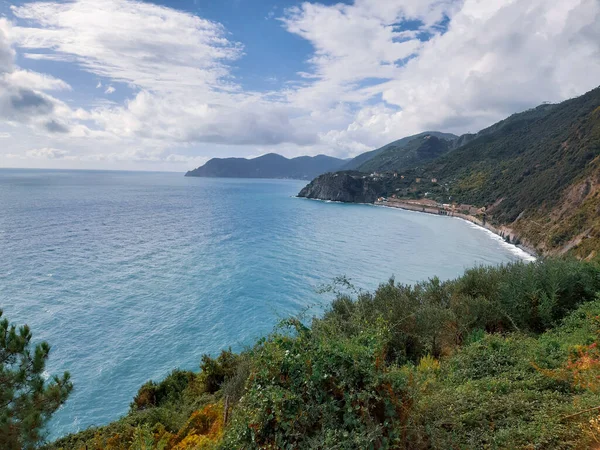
[296,196,537,262]
[373,200,538,261]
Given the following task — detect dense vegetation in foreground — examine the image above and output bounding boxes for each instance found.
[40,258,600,449]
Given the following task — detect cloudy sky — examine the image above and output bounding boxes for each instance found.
[0,0,599,172]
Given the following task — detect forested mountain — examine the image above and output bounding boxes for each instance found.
[185,153,346,180]
[422,86,600,256]
[357,134,457,173]
[341,131,457,171]
[300,86,600,257]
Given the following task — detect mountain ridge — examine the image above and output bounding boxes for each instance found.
[341,131,458,171]
[185,153,346,180]
[299,86,600,258]
[355,133,458,173]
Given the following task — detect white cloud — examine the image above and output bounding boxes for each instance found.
[0,18,78,135]
[0,20,15,73]
[0,132,10,138]
[1,0,599,170]
[279,0,457,110]
[85,90,317,146]
[283,0,600,146]
[3,70,71,91]
[374,0,600,134]
[26,147,69,159]
[7,0,320,149]
[11,0,242,93]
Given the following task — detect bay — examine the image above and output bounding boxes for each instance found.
[0,169,530,439]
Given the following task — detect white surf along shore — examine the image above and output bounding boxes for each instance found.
[373,199,537,262]
[296,196,537,262]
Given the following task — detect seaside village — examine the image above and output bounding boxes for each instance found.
[365,171,487,221]
[379,196,486,221]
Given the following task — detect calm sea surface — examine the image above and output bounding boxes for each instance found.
[0,169,532,439]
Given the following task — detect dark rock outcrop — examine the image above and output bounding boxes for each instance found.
[297,172,382,203]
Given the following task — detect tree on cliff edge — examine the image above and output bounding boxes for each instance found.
[0,309,72,449]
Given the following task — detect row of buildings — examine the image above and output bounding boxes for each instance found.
[378,197,485,217]
[366,172,439,184]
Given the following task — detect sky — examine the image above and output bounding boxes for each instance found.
[0,0,599,172]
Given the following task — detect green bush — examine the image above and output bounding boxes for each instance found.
[411,299,600,449]
[222,318,406,449]
[199,349,241,394]
[132,369,195,410]
[47,259,600,450]
[321,259,600,365]
[220,259,600,449]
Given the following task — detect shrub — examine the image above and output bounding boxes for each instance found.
[132,370,195,411]
[199,349,241,394]
[47,259,600,450]
[222,318,406,449]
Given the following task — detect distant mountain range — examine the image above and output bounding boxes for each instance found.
[185,153,346,180]
[185,131,459,181]
[299,86,600,258]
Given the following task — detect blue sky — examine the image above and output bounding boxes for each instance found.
[3,0,326,97]
[0,0,599,171]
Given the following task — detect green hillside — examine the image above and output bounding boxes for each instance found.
[357,134,456,173]
[341,131,457,172]
[412,86,600,257]
[299,86,600,258]
[185,153,346,180]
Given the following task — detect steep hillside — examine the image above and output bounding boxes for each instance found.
[341,131,457,171]
[357,134,457,173]
[299,87,600,257]
[423,87,600,257]
[513,145,600,258]
[185,153,346,180]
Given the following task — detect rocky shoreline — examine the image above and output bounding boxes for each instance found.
[297,172,382,203]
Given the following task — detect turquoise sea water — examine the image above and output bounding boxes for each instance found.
[0,169,532,439]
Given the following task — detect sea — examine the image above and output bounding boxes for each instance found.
[0,169,534,439]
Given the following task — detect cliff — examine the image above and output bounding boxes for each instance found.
[297,172,382,203]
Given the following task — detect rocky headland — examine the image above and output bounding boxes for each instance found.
[297,172,382,203]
